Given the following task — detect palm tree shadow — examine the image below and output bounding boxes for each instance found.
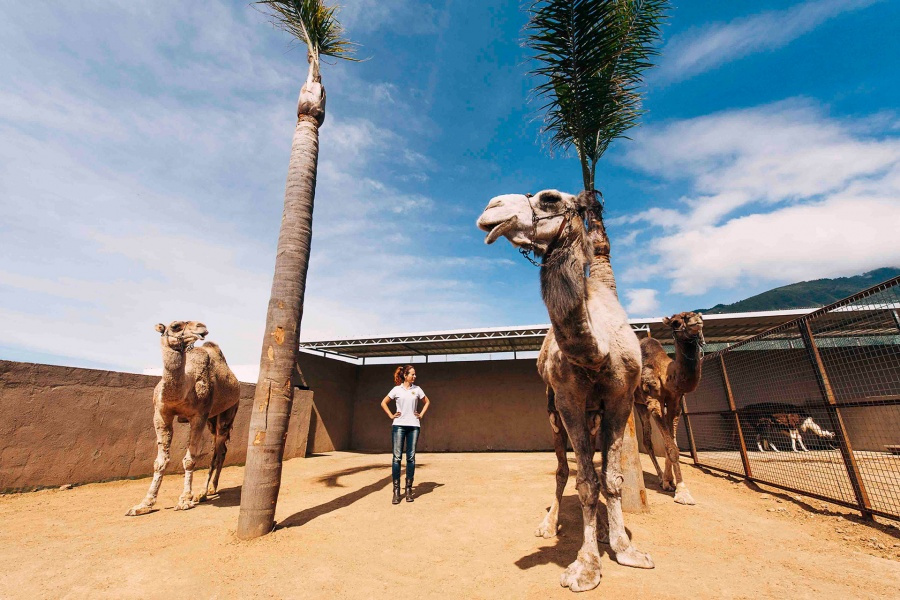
[277,474,394,530]
[315,464,394,488]
[515,496,632,569]
[205,485,242,508]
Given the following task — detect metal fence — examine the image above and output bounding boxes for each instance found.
[679,276,900,521]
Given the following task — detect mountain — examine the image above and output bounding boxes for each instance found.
[698,267,900,314]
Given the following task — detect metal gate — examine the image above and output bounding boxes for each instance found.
[680,276,900,521]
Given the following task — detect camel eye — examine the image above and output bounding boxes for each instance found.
[671,320,682,329]
[170,323,183,332]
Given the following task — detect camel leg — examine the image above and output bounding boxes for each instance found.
[756,434,765,453]
[652,409,676,492]
[175,416,207,511]
[634,402,665,485]
[202,403,238,500]
[536,410,570,538]
[657,408,694,505]
[797,434,809,452]
[126,410,174,516]
[556,404,604,592]
[600,401,654,569]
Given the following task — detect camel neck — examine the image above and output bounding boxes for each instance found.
[672,337,702,392]
[540,231,604,368]
[160,346,187,384]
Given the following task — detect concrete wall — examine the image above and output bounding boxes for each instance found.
[351,359,554,452]
[0,361,312,491]
[296,353,358,454]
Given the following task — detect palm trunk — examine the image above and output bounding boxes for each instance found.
[237,78,322,539]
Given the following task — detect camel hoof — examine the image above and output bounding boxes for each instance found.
[674,489,696,505]
[125,505,152,517]
[560,553,602,592]
[615,547,655,569]
[193,492,208,503]
[660,481,676,492]
[535,518,558,538]
[174,498,197,511]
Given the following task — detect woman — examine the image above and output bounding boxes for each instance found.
[380,364,431,504]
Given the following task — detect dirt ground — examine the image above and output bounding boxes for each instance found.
[1,452,898,600]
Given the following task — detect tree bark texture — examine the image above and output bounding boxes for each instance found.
[236,117,319,540]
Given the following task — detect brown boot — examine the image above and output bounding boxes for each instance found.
[392,480,401,505]
[405,480,414,502]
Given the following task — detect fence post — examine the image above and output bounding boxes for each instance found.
[719,354,752,479]
[681,395,699,465]
[798,319,873,520]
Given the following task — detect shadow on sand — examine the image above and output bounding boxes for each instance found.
[515,496,637,570]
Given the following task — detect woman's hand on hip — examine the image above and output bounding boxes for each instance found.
[393,411,401,419]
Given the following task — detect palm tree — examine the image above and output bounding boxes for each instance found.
[237,0,358,540]
[525,0,668,513]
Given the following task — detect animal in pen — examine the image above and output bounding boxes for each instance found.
[739,402,835,452]
[127,321,241,516]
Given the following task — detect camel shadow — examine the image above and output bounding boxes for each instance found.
[515,496,635,570]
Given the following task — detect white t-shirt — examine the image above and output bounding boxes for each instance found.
[388,384,425,427]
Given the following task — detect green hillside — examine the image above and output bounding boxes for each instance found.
[699,267,900,314]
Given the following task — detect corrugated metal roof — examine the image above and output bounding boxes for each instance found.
[298,307,890,359]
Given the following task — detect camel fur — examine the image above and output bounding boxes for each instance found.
[126,321,241,516]
[634,312,704,505]
[478,189,652,592]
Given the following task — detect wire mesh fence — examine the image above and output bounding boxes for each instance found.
[679,275,900,520]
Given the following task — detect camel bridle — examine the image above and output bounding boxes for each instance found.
[518,193,585,268]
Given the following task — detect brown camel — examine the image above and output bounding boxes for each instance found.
[126,321,241,516]
[478,190,652,592]
[634,312,704,505]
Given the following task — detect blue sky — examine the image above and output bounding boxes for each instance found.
[2,0,899,378]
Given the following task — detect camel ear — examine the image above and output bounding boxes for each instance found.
[155,323,166,334]
[661,316,671,326]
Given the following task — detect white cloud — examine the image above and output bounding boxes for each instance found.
[657,0,883,83]
[0,2,515,374]
[340,0,442,35]
[618,100,900,295]
[624,288,660,317]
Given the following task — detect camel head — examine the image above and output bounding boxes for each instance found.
[663,312,704,345]
[155,321,208,353]
[476,190,596,257]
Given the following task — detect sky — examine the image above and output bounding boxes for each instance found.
[1,0,899,379]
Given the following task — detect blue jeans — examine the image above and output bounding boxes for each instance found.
[391,425,420,482]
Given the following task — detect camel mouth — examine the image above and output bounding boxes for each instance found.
[481,217,515,245]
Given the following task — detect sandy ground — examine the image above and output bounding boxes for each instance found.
[1,452,898,600]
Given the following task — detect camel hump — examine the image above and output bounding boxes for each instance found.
[200,341,229,363]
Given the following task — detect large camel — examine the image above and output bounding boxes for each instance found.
[126,321,241,516]
[634,312,703,505]
[478,190,652,592]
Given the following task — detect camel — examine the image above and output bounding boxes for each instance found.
[478,189,652,592]
[634,312,704,505]
[739,402,836,452]
[126,321,241,516]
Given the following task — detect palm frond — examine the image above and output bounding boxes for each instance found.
[256,0,360,64]
[526,0,668,189]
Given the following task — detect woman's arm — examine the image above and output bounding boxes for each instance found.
[380,395,400,420]
[415,395,431,419]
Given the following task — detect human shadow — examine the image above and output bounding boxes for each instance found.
[277,474,394,530]
[410,481,444,499]
[515,496,635,570]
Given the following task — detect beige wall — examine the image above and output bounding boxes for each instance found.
[0,360,312,491]
[296,353,358,454]
[351,359,554,452]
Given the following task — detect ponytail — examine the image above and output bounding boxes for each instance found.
[394,364,414,386]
